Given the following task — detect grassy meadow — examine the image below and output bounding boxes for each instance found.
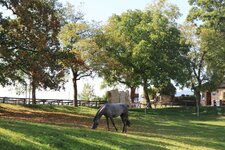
[0,104,225,150]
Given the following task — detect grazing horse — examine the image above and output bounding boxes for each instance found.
[91,103,130,133]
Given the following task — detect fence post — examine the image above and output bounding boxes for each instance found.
[3,97,6,103]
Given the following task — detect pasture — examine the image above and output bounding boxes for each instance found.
[0,104,225,150]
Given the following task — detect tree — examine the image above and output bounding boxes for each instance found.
[58,22,94,107]
[61,1,84,24]
[180,23,207,116]
[187,0,225,32]
[200,29,225,84]
[79,83,95,101]
[90,44,141,103]
[95,0,190,108]
[0,0,65,104]
[58,2,99,107]
[187,0,225,83]
[187,0,225,115]
[90,24,141,103]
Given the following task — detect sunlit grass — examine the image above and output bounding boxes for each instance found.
[0,104,225,150]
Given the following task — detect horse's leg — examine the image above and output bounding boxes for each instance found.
[110,117,118,131]
[122,118,126,133]
[106,116,110,131]
[124,117,128,133]
[121,115,127,133]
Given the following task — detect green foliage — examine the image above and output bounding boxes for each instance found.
[187,0,225,85]
[79,83,95,100]
[184,0,225,116]
[180,23,207,88]
[58,22,93,74]
[58,21,94,106]
[95,0,190,105]
[0,0,65,102]
[61,2,84,23]
[200,28,225,85]
[187,0,225,32]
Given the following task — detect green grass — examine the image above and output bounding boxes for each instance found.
[0,104,225,150]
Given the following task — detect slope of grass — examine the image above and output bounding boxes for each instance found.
[0,104,225,150]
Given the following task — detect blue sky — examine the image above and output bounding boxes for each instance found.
[60,0,191,24]
[0,0,192,99]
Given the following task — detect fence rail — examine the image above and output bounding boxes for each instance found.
[0,97,106,107]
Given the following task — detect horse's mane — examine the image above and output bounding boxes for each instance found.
[93,104,106,120]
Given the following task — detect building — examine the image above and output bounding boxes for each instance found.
[202,82,225,106]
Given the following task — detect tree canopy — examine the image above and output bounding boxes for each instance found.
[94,0,190,107]
[0,0,64,103]
[79,83,95,101]
[187,0,225,85]
[58,14,96,106]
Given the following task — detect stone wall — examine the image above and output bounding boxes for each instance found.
[107,89,130,106]
[107,89,120,103]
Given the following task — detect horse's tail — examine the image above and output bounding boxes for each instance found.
[126,119,131,127]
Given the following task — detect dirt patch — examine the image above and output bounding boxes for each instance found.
[0,106,95,128]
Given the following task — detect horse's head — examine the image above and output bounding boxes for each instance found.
[91,116,99,129]
[91,104,105,129]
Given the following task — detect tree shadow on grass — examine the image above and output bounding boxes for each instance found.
[130,106,225,117]
[0,119,168,150]
[129,111,225,150]
[0,137,32,150]
[0,104,96,128]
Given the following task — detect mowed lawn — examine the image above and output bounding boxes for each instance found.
[0,104,225,150]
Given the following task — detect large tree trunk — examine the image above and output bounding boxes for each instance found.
[130,87,136,103]
[193,79,202,117]
[143,79,152,109]
[195,90,201,117]
[72,70,78,107]
[31,78,36,105]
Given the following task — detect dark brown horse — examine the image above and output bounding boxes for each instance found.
[91,103,130,133]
